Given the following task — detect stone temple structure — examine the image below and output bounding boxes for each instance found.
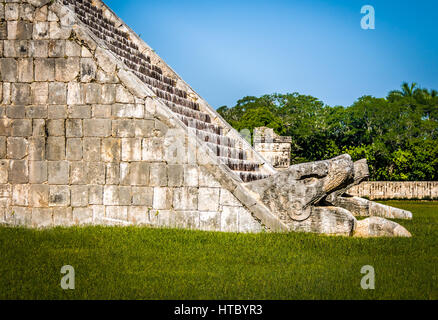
[0,0,412,237]
[253,127,292,170]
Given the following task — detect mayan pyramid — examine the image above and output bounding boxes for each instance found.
[0,0,412,237]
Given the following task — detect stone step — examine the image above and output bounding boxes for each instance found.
[194,129,235,148]
[235,171,271,182]
[206,144,246,161]
[176,114,223,135]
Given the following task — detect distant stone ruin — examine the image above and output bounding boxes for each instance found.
[253,127,291,170]
[0,0,412,237]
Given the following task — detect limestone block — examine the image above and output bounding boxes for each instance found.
[73,207,93,226]
[149,209,171,227]
[55,57,80,82]
[221,206,239,232]
[150,163,167,187]
[71,185,88,207]
[33,4,48,22]
[112,119,135,137]
[28,137,45,160]
[83,138,101,162]
[26,106,47,119]
[116,85,135,103]
[135,119,154,137]
[48,105,67,119]
[95,47,117,74]
[32,208,53,228]
[126,162,150,186]
[68,105,91,119]
[8,159,28,183]
[100,85,116,104]
[112,104,144,119]
[11,83,31,105]
[32,119,47,136]
[103,186,119,206]
[7,21,17,40]
[67,82,84,105]
[106,206,129,222]
[31,83,48,104]
[101,138,121,162]
[198,188,220,212]
[66,40,81,57]
[142,137,163,161]
[46,136,65,160]
[49,21,71,40]
[173,187,198,211]
[354,217,412,238]
[80,58,97,82]
[66,138,82,161]
[48,82,67,104]
[105,163,120,185]
[70,161,87,185]
[89,185,103,205]
[92,105,112,118]
[84,83,101,104]
[48,40,65,58]
[16,21,33,40]
[132,187,153,206]
[5,3,19,21]
[220,189,241,207]
[7,105,25,118]
[91,205,105,225]
[86,162,106,185]
[47,119,65,136]
[11,119,32,137]
[121,138,142,161]
[199,211,220,231]
[29,184,49,207]
[128,206,150,225]
[172,211,200,229]
[53,207,73,227]
[33,22,49,39]
[48,161,69,185]
[34,58,55,81]
[12,184,29,206]
[153,187,172,210]
[20,3,35,21]
[31,40,48,58]
[7,207,31,227]
[49,185,70,207]
[239,208,263,233]
[29,161,47,184]
[66,119,82,137]
[0,138,6,158]
[184,165,199,187]
[199,167,221,188]
[17,58,33,82]
[168,164,184,187]
[7,137,28,159]
[83,119,111,137]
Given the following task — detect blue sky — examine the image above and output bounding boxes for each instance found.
[105,0,438,108]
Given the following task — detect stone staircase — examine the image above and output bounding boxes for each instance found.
[62,0,271,182]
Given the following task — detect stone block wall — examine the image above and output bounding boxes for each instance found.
[348,181,438,200]
[0,0,264,232]
[253,127,292,169]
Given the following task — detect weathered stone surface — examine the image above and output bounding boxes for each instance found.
[335,196,413,220]
[354,217,412,238]
[246,154,354,223]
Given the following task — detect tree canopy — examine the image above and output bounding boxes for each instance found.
[217,83,438,181]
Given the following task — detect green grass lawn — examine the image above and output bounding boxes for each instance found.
[0,201,437,300]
